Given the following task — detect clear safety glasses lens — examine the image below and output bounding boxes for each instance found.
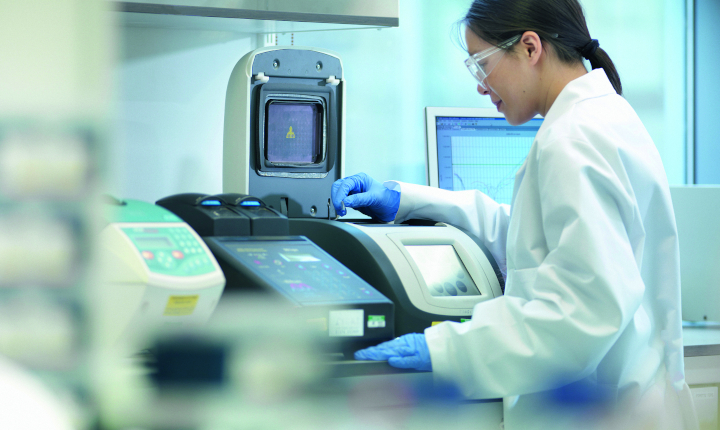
[465,35,521,90]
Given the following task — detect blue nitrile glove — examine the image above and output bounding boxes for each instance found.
[331,172,401,222]
[354,333,432,371]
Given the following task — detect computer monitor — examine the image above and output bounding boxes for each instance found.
[425,107,543,205]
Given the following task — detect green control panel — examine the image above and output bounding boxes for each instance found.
[122,226,215,277]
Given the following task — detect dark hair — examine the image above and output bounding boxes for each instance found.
[462,0,622,95]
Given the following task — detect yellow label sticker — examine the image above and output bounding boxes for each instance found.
[164,295,199,316]
[432,319,470,327]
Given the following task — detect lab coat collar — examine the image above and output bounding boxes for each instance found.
[540,68,617,129]
[511,69,616,208]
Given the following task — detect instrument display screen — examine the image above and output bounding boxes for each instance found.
[214,239,387,305]
[404,245,481,297]
[134,236,173,248]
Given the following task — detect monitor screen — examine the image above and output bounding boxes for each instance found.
[265,102,323,163]
[427,108,543,205]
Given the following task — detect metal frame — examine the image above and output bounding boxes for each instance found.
[686,0,695,184]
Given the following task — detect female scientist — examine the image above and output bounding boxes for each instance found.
[331,0,698,429]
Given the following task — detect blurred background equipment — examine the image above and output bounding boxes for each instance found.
[0,0,114,428]
[95,198,225,348]
[95,295,502,430]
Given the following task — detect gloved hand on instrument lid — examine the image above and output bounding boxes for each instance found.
[354,333,432,371]
[331,172,400,222]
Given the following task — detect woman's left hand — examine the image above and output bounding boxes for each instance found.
[354,333,432,371]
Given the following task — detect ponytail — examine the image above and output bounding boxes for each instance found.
[587,46,622,95]
[463,0,623,95]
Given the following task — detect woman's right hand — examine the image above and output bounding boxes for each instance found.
[331,172,401,222]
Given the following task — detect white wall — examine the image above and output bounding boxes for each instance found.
[582,0,685,185]
[110,0,686,203]
[111,27,254,202]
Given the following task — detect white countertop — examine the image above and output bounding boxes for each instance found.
[683,325,720,357]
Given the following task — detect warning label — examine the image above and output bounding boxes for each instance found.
[163,295,199,316]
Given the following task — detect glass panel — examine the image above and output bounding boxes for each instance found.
[266,102,323,163]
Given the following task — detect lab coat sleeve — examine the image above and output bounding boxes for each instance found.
[424,138,645,399]
[385,181,511,274]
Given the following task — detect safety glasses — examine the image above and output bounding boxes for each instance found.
[464,35,521,90]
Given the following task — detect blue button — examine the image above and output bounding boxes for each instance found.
[456,281,468,293]
[432,284,444,294]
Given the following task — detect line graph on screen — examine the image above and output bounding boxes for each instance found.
[451,135,534,205]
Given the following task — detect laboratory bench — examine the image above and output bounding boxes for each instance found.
[684,324,720,357]
[682,325,720,390]
[320,326,720,430]
[330,326,720,378]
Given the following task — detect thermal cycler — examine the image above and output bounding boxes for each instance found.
[218,46,506,337]
[97,198,226,347]
[156,193,395,351]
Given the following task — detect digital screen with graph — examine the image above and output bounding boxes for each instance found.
[431,114,543,205]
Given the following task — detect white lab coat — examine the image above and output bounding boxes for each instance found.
[388,69,698,429]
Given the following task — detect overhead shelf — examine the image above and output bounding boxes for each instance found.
[113,1,399,33]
